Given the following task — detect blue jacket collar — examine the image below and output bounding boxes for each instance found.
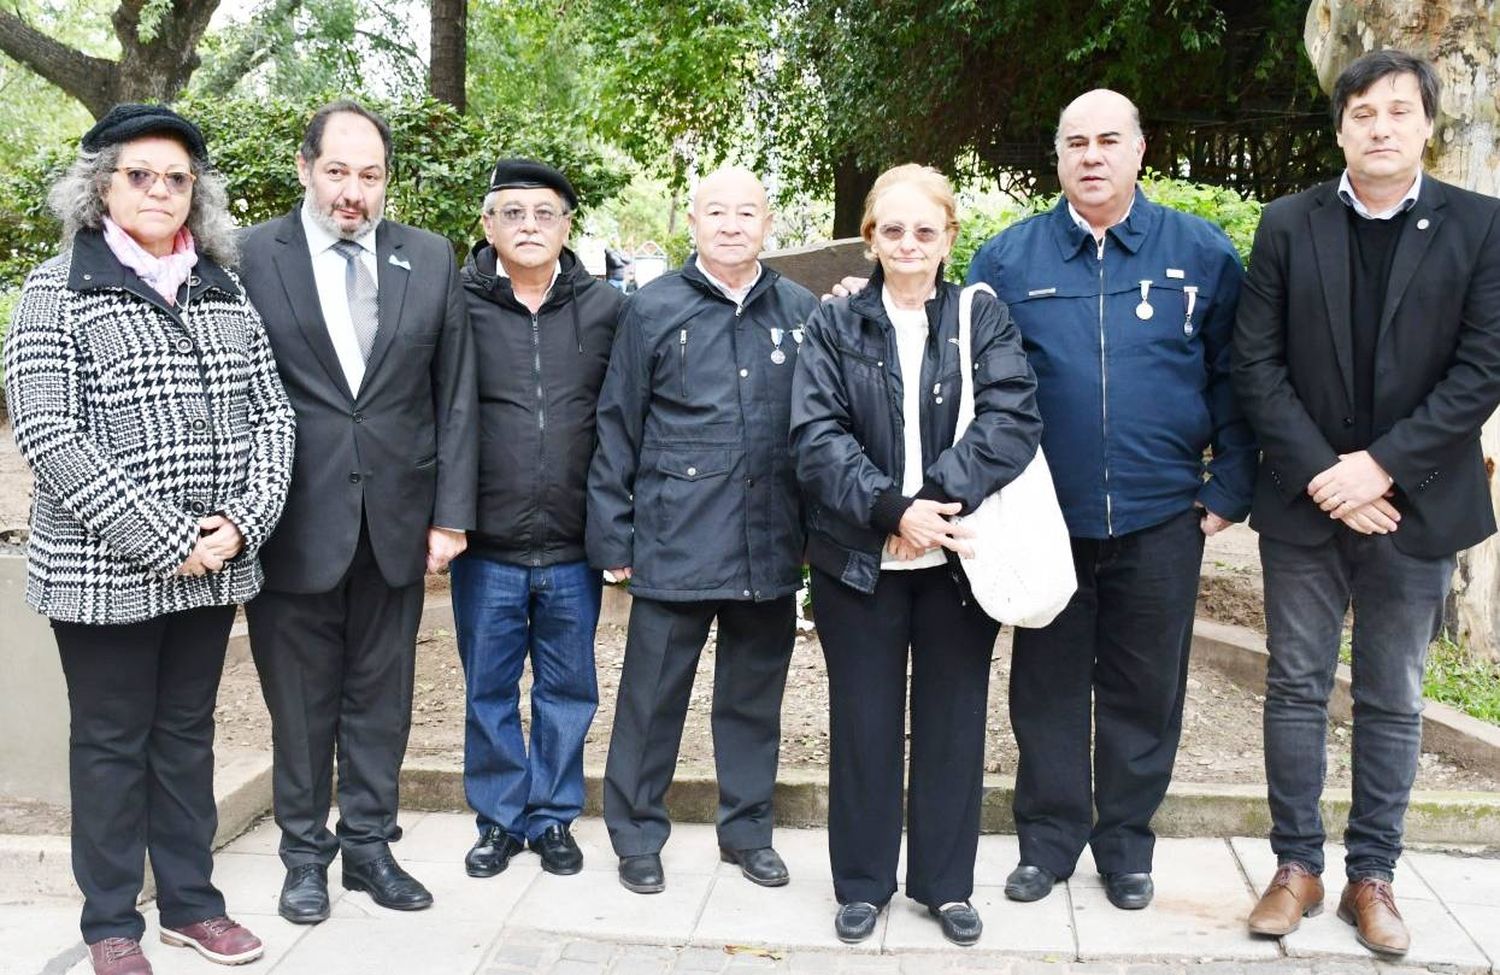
[1049,188,1155,261]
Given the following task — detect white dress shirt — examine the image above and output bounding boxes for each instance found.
[881,287,946,572]
[695,256,763,308]
[301,205,380,395]
[1338,169,1423,220]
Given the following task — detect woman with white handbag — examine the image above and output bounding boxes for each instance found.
[789,164,1042,947]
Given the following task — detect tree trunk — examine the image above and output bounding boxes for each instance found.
[0,0,220,118]
[1306,0,1500,659]
[429,0,466,112]
[832,152,877,239]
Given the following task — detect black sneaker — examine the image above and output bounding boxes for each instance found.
[528,824,584,875]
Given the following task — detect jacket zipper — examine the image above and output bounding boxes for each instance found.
[678,328,689,397]
[1095,236,1114,536]
[532,311,546,565]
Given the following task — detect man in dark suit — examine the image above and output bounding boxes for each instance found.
[1234,50,1500,957]
[238,100,477,922]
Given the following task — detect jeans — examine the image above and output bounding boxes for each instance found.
[1009,507,1206,876]
[1260,531,1453,881]
[451,555,602,840]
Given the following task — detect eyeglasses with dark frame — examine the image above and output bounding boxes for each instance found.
[487,205,571,228]
[115,167,197,195]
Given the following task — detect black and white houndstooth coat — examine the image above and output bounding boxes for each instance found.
[3,229,297,625]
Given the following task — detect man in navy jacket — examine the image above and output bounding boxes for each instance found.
[967,89,1255,910]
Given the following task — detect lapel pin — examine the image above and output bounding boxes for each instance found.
[388,254,411,270]
[1417,218,1430,231]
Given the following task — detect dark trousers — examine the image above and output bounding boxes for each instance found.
[603,594,795,856]
[246,523,424,868]
[1261,532,1453,881]
[53,605,236,944]
[1010,507,1205,877]
[811,566,997,908]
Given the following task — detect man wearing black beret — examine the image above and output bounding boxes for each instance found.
[449,158,621,878]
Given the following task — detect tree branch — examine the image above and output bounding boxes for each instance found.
[0,8,118,116]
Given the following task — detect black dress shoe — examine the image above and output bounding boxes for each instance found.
[341,855,433,911]
[1104,872,1154,910]
[928,901,983,946]
[278,863,330,924]
[834,902,881,943]
[528,824,583,876]
[718,846,789,887]
[465,826,525,878]
[1005,863,1059,902]
[618,853,666,894]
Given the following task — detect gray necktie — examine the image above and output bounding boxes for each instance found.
[332,239,378,361]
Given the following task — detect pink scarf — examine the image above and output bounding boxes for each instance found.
[102,216,199,305]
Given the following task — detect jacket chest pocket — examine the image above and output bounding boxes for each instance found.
[1108,281,1204,359]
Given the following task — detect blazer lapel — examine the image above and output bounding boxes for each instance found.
[272,212,355,401]
[1308,193,1356,409]
[1377,179,1443,345]
[361,223,410,385]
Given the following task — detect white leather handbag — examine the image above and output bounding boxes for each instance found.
[952,283,1076,627]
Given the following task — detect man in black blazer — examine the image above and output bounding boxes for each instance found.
[1234,51,1500,957]
[238,101,477,922]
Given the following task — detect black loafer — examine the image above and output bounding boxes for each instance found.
[528,824,583,876]
[929,901,983,946]
[278,863,330,924]
[465,826,524,878]
[834,901,881,943]
[718,846,790,887]
[618,853,665,894]
[341,855,433,911]
[1005,863,1059,902]
[1104,872,1154,910]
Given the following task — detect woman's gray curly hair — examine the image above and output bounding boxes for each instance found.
[48,142,240,266]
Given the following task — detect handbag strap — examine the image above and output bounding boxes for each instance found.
[955,282,996,443]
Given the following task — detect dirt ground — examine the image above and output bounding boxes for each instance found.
[5,420,1498,809]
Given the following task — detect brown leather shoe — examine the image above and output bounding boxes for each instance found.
[160,916,264,965]
[1337,877,1410,956]
[1248,862,1325,936]
[88,937,152,975]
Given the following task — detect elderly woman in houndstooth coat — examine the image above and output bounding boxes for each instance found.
[2,105,295,975]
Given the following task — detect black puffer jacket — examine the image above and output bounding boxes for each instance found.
[461,243,621,565]
[789,267,1043,595]
[586,258,817,601]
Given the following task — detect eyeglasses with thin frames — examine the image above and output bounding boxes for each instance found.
[115,167,197,195]
[488,205,570,228]
[876,223,942,244]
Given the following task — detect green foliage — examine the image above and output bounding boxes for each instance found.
[0,94,631,286]
[1423,633,1500,726]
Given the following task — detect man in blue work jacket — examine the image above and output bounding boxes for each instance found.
[968,89,1256,910]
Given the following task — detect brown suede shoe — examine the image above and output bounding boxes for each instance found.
[1248,862,1325,936]
[88,937,152,975]
[160,916,264,965]
[1337,877,1410,956]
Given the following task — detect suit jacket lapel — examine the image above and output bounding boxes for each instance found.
[1308,190,1355,409]
[272,211,355,401]
[362,223,410,386]
[1378,178,1443,345]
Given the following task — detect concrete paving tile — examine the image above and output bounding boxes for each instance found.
[1405,850,1500,908]
[267,916,497,974]
[210,851,329,917]
[1228,839,1437,902]
[882,886,1074,956]
[0,900,86,975]
[61,910,313,975]
[1445,900,1500,970]
[1071,882,1277,961]
[321,855,538,928]
[691,878,865,952]
[219,815,282,856]
[718,826,832,884]
[1282,881,1487,970]
[390,809,477,864]
[973,833,1023,888]
[506,869,714,943]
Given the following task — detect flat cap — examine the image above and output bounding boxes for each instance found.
[488,158,578,211]
[82,104,208,161]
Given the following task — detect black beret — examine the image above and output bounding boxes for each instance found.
[81,104,208,162]
[488,158,578,211]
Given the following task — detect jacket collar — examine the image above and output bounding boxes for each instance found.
[680,252,780,307]
[1049,187,1155,261]
[67,226,240,299]
[847,262,948,333]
